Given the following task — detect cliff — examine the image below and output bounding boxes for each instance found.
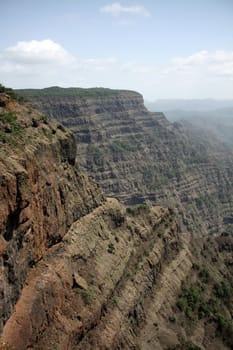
[0,89,104,332]
[17,87,233,238]
[0,88,232,349]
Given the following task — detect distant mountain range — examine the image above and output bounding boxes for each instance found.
[145,99,233,114]
[145,99,233,147]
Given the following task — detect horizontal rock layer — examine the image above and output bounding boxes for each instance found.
[18,87,233,237]
[0,88,232,350]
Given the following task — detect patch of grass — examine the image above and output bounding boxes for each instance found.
[0,111,25,144]
[126,204,150,216]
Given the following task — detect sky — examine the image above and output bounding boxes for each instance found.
[1,0,233,100]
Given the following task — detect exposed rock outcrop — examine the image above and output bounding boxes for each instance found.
[0,90,104,331]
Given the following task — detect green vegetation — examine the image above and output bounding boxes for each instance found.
[183,156,206,165]
[81,287,95,305]
[214,281,232,301]
[169,315,176,323]
[198,268,210,283]
[126,204,150,216]
[176,279,233,345]
[0,83,24,102]
[15,86,138,98]
[107,242,115,254]
[110,140,137,153]
[0,111,25,144]
[112,296,118,306]
[176,285,204,319]
[42,127,53,141]
[182,340,201,350]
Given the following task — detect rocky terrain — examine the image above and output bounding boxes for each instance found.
[17,87,233,238]
[0,87,104,333]
[0,87,232,350]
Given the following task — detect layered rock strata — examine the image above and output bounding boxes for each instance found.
[0,91,104,331]
[0,89,232,350]
[17,88,233,237]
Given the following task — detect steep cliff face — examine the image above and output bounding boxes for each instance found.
[0,90,104,331]
[0,89,232,350]
[17,88,233,237]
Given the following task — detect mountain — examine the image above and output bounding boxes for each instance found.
[169,109,233,148]
[0,86,232,349]
[145,99,233,114]
[16,87,233,238]
[145,99,233,148]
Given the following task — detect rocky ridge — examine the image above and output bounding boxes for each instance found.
[0,89,104,331]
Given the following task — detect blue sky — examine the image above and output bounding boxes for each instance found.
[1,0,233,100]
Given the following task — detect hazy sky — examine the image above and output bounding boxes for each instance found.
[1,0,233,100]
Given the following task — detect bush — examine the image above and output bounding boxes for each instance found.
[183,340,201,350]
[176,285,204,318]
[0,111,25,144]
[198,268,210,283]
[81,287,94,305]
[214,282,232,300]
[108,243,115,254]
[0,83,24,102]
[126,204,149,216]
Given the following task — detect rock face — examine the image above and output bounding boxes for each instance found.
[1,88,232,350]
[17,87,233,237]
[0,90,104,332]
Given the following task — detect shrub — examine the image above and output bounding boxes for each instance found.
[183,340,201,350]
[198,268,210,283]
[126,204,149,216]
[108,243,115,254]
[169,315,176,323]
[0,111,25,144]
[0,84,24,102]
[176,285,204,317]
[214,282,232,300]
[81,287,94,305]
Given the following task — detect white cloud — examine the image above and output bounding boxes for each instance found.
[166,50,233,78]
[100,2,150,17]
[3,39,74,65]
[1,41,233,99]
